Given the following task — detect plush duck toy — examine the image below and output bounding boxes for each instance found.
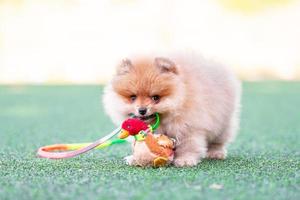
[118,116,175,167]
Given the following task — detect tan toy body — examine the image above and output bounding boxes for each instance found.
[118,116,175,167]
[127,133,175,167]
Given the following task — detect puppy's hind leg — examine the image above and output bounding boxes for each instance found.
[206,121,237,160]
[206,143,227,160]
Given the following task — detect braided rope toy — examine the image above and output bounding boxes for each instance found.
[37,113,174,167]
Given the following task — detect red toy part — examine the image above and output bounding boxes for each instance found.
[119,118,149,139]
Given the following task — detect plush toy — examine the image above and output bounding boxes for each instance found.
[119,118,175,167]
[37,113,175,167]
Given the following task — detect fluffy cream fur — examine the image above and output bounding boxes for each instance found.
[103,53,241,167]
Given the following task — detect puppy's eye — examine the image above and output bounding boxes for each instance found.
[130,95,137,102]
[151,95,160,102]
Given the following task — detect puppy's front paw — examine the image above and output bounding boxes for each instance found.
[124,155,134,166]
[173,157,199,167]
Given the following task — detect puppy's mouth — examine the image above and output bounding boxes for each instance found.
[128,113,156,121]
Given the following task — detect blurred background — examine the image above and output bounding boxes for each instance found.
[0,0,300,84]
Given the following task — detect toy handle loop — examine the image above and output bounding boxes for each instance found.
[37,127,121,159]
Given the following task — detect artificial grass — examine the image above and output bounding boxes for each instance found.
[0,82,299,200]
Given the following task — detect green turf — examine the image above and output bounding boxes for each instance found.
[0,82,299,200]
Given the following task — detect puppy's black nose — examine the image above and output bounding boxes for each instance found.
[138,108,147,116]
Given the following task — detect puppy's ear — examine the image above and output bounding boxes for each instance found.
[117,58,133,75]
[154,57,177,74]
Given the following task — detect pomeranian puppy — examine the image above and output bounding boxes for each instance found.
[103,53,241,167]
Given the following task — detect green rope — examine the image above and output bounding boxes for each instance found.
[110,138,126,145]
[151,113,160,131]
